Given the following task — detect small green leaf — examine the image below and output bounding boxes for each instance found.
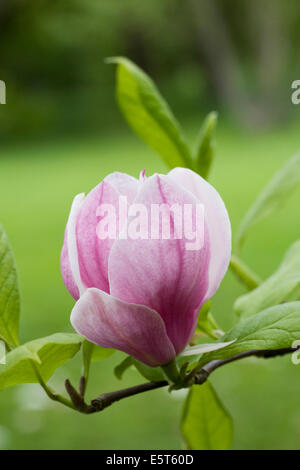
[235,240,300,318]
[91,344,115,361]
[195,111,218,180]
[108,57,192,169]
[116,356,196,382]
[132,359,165,382]
[199,302,300,366]
[0,333,82,390]
[181,382,233,450]
[114,356,134,380]
[0,224,20,348]
[113,356,166,382]
[235,152,300,252]
[82,340,115,381]
[196,301,223,339]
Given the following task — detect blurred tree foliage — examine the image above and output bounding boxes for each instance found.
[0,0,299,140]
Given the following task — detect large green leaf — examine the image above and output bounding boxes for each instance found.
[0,225,20,348]
[181,382,233,450]
[199,302,300,366]
[195,111,217,180]
[108,57,192,169]
[235,152,300,251]
[235,240,300,318]
[0,333,82,390]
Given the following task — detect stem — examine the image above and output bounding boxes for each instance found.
[230,254,262,290]
[30,361,75,410]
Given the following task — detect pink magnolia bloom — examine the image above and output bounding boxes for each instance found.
[61,168,231,367]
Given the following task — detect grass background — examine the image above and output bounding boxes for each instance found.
[0,117,300,449]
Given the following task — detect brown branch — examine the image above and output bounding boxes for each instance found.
[65,347,297,414]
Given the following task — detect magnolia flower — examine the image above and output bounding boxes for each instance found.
[61,168,231,367]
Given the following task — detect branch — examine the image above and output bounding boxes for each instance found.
[65,347,297,414]
[64,377,167,414]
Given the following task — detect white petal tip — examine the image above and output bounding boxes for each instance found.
[180,339,235,357]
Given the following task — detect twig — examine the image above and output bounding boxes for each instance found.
[64,347,297,414]
[202,347,295,375]
[90,380,167,412]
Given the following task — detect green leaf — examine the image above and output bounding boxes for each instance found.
[195,111,218,180]
[196,301,223,339]
[0,333,82,390]
[235,152,300,252]
[113,356,166,382]
[199,302,300,366]
[116,356,195,382]
[108,57,192,169]
[181,382,233,450]
[82,340,115,381]
[0,224,20,348]
[235,240,300,318]
[114,356,134,380]
[91,344,115,361]
[132,359,165,382]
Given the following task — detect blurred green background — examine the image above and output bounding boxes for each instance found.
[0,0,300,450]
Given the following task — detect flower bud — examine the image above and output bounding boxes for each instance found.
[61,168,231,366]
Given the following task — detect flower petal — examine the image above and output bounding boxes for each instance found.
[168,168,231,301]
[109,174,210,354]
[60,193,85,300]
[76,181,120,295]
[70,288,176,366]
[180,340,235,357]
[104,172,139,204]
[61,182,121,299]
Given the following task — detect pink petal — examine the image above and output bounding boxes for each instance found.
[108,174,210,354]
[60,194,85,300]
[61,180,126,299]
[168,168,231,301]
[71,288,176,366]
[76,181,120,294]
[104,172,139,204]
